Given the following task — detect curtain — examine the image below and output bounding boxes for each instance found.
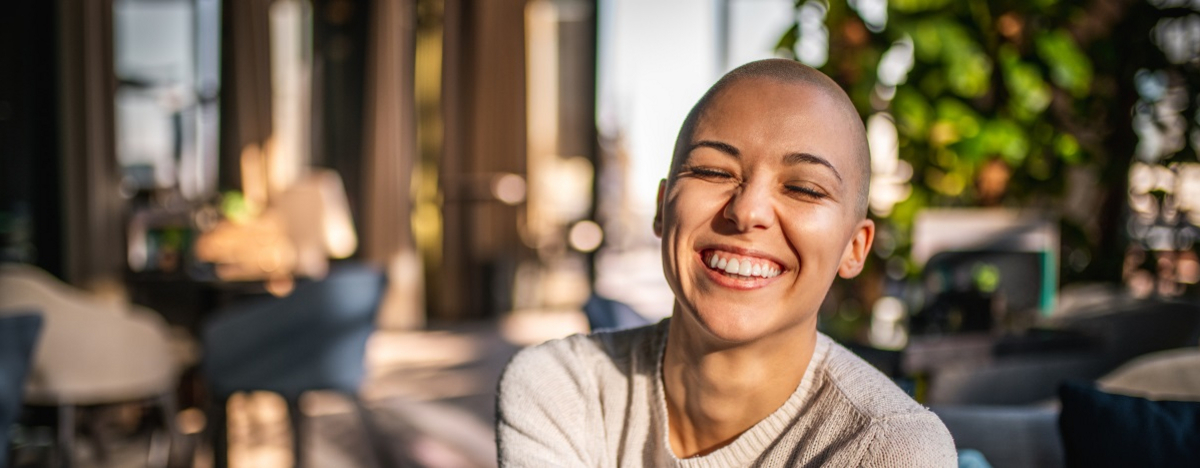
[58,0,123,288]
[219,0,275,193]
[362,0,423,328]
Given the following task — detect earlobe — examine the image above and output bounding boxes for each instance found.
[838,219,875,279]
[653,179,666,238]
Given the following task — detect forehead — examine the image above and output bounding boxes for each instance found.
[692,78,858,163]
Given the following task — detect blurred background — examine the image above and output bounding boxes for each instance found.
[2,0,1200,467]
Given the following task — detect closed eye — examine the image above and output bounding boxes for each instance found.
[785,184,828,199]
[682,166,736,181]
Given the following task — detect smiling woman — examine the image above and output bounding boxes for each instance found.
[496,59,957,467]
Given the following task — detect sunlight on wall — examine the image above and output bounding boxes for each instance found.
[268,0,312,195]
[597,0,716,238]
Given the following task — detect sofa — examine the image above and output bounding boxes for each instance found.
[915,299,1200,467]
[932,346,1200,468]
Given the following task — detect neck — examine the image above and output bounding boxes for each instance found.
[661,311,818,458]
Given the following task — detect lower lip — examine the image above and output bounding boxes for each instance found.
[697,253,781,290]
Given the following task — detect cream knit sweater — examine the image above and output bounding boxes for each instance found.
[497,320,957,467]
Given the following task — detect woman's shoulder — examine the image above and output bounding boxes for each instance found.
[500,320,667,391]
[496,322,666,466]
[812,335,957,466]
[817,334,930,419]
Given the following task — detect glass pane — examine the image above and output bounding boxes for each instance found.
[113,0,220,199]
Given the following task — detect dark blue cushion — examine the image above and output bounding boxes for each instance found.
[201,263,386,400]
[0,312,44,468]
[583,294,650,332]
[1059,381,1200,468]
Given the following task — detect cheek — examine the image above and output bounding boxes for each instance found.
[782,210,853,270]
[661,190,725,278]
[665,187,727,232]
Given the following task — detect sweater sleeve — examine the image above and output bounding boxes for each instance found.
[496,337,601,468]
[859,412,958,468]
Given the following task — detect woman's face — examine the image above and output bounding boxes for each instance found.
[655,77,874,345]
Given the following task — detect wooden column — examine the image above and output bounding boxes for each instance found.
[439,0,530,319]
[58,0,124,287]
[361,0,417,266]
[219,0,275,191]
[362,0,425,328]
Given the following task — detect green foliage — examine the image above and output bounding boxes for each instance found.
[893,87,933,137]
[892,0,955,13]
[784,0,1101,279]
[1000,45,1052,120]
[972,262,1002,293]
[1035,30,1093,98]
[1055,133,1082,164]
[220,191,254,224]
[938,23,993,98]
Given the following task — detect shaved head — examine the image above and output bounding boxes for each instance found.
[669,59,871,219]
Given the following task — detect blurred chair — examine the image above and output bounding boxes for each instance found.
[910,209,1059,335]
[934,346,1200,468]
[200,262,386,468]
[932,404,1061,468]
[914,250,1046,334]
[0,311,43,468]
[273,169,358,278]
[1099,347,1200,401]
[925,351,1111,405]
[0,264,181,467]
[1052,299,1200,366]
[583,294,650,332]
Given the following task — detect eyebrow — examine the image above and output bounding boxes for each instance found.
[688,140,843,182]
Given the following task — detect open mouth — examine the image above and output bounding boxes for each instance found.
[701,249,783,280]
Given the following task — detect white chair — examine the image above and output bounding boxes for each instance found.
[0,264,181,467]
[1099,347,1200,401]
[273,168,358,279]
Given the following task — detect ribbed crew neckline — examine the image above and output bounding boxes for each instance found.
[653,320,831,468]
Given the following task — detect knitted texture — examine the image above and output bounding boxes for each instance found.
[497,320,957,467]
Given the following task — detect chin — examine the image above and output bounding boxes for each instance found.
[677,296,818,347]
[688,304,780,344]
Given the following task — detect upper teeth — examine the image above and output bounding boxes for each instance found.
[708,253,781,278]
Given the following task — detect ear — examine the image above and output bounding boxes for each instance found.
[653,179,666,238]
[838,218,875,279]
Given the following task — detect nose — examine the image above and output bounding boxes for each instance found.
[723,179,776,232]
